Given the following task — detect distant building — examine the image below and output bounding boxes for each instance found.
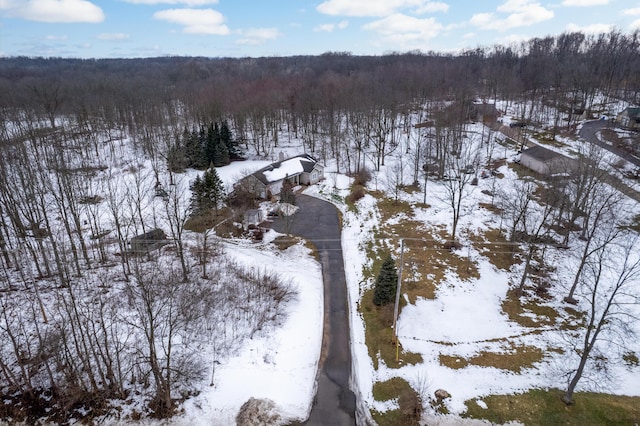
[616,107,640,130]
[471,103,501,123]
[519,145,575,176]
[129,228,167,254]
[237,153,324,199]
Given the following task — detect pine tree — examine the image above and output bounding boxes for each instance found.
[189,175,206,216]
[220,120,240,159]
[373,255,398,306]
[189,167,226,217]
[203,166,226,215]
[184,127,207,169]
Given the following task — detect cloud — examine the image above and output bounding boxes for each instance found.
[0,0,104,23]
[621,8,640,30]
[561,0,609,6]
[363,13,443,48]
[153,8,230,34]
[97,33,130,41]
[566,22,612,33]
[45,34,68,40]
[236,28,281,45]
[314,20,349,32]
[123,0,218,5]
[414,1,448,13]
[471,0,553,31]
[316,0,449,17]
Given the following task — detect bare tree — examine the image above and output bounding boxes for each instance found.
[562,233,640,405]
[163,174,190,281]
[439,132,479,241]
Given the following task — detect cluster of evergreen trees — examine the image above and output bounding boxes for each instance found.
[169,121,242,171]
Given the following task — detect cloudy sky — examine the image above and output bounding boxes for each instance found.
[1,0,639,58]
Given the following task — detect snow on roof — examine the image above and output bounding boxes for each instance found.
[253,154,319,184]
[263,157,306,182]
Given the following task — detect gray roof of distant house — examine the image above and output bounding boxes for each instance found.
[521,145,563,162]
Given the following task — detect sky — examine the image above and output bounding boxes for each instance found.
[0,0,639,58]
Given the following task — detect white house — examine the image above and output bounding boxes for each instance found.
[238,154,324,199]
[519,145,575,176]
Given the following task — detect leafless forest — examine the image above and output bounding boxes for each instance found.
[0,30,639,423]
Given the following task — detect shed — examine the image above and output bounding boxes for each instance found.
[129,228,167,254]
[519,146,575,176]
[471,103,500,123]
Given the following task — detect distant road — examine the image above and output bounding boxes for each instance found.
[272,195,357,426]
[578,120,640,167]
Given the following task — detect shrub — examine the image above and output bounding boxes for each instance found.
[347,185,366,204]
[354,167,372,186]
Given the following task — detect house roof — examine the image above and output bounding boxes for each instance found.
[252,154,320,185]
[521,145,564,162]
[473,103,499,116]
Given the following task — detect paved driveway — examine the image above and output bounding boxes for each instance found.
[272,194,356,426]
[579,120,640,167]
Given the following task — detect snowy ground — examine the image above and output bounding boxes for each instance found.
[172,236,323,425]
[11,107,637,425]
[170,119,640,424]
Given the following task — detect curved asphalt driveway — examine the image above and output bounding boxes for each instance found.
[272,194,356,426]
[579,119,640,167]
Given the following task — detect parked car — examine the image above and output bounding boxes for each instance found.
[509,121,526,128]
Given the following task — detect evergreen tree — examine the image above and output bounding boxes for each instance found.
[220,120,240,159]
[373,255,398,306]
[167,133,187,172]
[205,122,230,167]
[205,123,218,166]
[189,167,226,217]
[184,127,207,169]
[189,175,206,216]
[279,176,296,205]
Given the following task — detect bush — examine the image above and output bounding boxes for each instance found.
[354,167,372,186]
[347,185,366,204]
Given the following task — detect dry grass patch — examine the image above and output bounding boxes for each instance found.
[359,289,422,370]
[272,235,300,250]
[439,354,469,369]
[375,195,415,222]
[470,345,544,372]
[478,202,503,214]
[502,289,559,328]
[185,208,233,234]
[600,128,623,146]
[463,388,640,426]
[469,229,521,271]
[441,345,544,373]
[372,377,422,426]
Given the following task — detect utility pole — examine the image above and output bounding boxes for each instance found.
[393,239,404,362]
